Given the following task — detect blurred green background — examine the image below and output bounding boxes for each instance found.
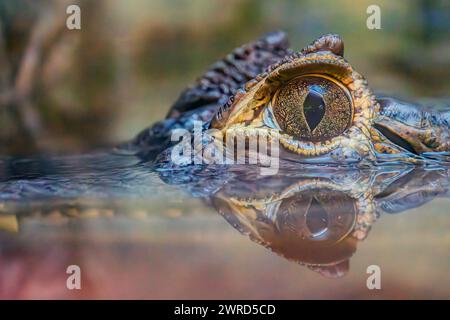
[0,0,449,155]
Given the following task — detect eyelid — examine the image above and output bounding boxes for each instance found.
[300,74,352,98]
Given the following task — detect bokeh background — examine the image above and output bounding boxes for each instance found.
[0,0,449,155]
[0,1,449,300]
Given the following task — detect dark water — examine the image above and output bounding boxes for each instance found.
[0,153,449,299]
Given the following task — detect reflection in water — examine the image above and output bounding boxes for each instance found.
[0,154,449,297]
[210,167,449,278]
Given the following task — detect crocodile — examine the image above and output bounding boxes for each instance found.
[0,32,450,275]
[123,31,450,168]
[0,31,448,212]
[0,31,450,295]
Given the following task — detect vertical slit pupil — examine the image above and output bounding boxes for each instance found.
[303,89,326,131]
[306,197,328,235]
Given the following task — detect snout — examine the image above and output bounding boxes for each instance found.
[372,97,450,156]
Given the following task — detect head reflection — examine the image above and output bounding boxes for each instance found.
[210,167,449,278]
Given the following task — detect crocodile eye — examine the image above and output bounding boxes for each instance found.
[272,76,353,142]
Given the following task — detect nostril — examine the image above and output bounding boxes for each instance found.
[373,123,418,155]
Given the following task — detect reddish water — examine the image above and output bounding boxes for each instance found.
[0,188,448,299]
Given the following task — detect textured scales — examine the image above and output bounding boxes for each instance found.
[121,31,449,165]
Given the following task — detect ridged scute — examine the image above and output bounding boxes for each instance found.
[167,31,292,118]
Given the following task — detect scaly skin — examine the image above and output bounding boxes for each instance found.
[0,32,449,229]
[128,32,449,167]
[1,32,449,280]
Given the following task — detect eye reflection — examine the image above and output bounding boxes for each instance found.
[272,75,353,142]
[212,184,360,277]
[276,189,356,242]
[306,197,329,237]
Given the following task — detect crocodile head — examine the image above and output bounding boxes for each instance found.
[208,34,450,165]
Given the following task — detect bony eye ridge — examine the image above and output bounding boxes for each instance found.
[272,75,353,142]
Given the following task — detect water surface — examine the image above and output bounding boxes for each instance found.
[0,154,449,299]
